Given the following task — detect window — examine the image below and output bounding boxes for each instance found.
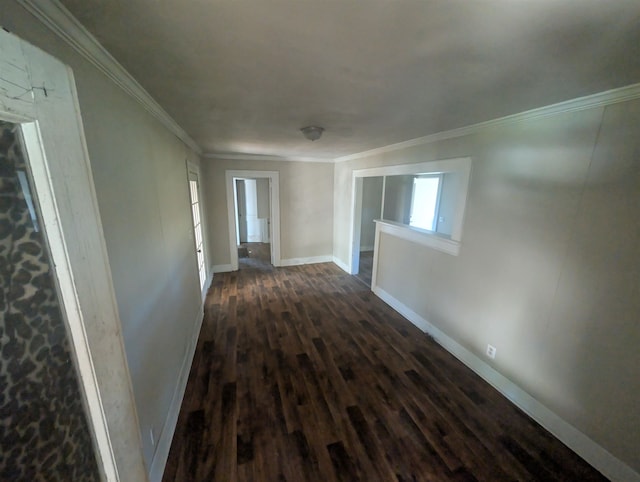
[409,175,442,231]
[351,157,471,268]
[189,173,206,292]
[382,170,458,239]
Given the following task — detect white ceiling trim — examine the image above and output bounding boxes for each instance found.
[204,152,335,163]
[17,0,203,155]
[13,0,640,164]
[335,82,640,163]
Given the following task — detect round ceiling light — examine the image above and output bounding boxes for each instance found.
[300,125,324,141]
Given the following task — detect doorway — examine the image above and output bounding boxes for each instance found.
[234,177,272,269]
[226,170,281,271]
[352,176,384,286]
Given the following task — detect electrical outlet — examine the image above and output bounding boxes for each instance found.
[486,344,496,359]
[149,428,156,447]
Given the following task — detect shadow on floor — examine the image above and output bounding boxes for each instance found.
[355,250,373,287]
[238,242,272,270]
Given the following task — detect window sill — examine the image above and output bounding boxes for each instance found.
[374,219,461,256]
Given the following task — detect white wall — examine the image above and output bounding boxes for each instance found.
[382,175,414,224]
[5,2,206,471]
[204,158,334,267]
[359,176,383,250]
[435,172,459,237]
[333,98,640,476]
[256,177,270,219]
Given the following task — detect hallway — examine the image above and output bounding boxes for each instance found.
[163,263,605,481]
[238,242,272,270]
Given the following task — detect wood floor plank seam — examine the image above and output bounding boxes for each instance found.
[163,261,607,482]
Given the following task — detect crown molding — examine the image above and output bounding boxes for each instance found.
[204,152,335,163]
[16,0,640,164]
[17,0,203,155]
[335,82,640,163]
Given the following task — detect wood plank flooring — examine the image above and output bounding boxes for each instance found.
[239,243,272,270]
[356,251,373,287]
[163,262,606,481]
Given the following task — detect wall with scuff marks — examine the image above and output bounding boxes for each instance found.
[4,2,206,471]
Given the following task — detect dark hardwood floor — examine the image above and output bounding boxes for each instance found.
[239,242,272,270]
[356,250,373,287]
[163,262,606,481]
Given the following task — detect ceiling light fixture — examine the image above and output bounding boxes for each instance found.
[300,125,324,141]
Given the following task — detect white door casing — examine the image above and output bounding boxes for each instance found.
[0,30,146,481]
[225,170,280,270]
[255,177,271,243]
[236,179,247,243]
[187,163,207,297]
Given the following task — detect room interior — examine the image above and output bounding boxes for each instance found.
[1,0,640,480]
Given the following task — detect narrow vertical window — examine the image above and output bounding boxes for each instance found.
[189,174,206,291]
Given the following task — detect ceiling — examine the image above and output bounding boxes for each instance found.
[59,0,640,161]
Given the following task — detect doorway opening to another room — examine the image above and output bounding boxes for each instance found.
[353,176,384,287]
[226,170,281,271]
[235,177,271,269]
[350,158,472,289]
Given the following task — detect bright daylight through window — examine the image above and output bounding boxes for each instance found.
[409,175,441,232]
[353,157,471,261]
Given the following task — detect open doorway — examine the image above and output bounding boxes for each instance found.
[350,159,472,288]
[226,170,281,271]
[234,177,272,269]
[352,176,384,286]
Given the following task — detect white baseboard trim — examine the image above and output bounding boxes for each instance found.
[148,305,204,482]
[373,285,640,482]
[279,255,334,267]
[200,267,214,300]
[212,263,233,273]
[332,256,351,274]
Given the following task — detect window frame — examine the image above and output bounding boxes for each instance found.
[409,173,443,232]
[349,157,472,273]
[186,162,208,299]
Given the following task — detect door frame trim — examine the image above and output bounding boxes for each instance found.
[0,30,145,481]
[186,160,210,299]
[225,170,281,270]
